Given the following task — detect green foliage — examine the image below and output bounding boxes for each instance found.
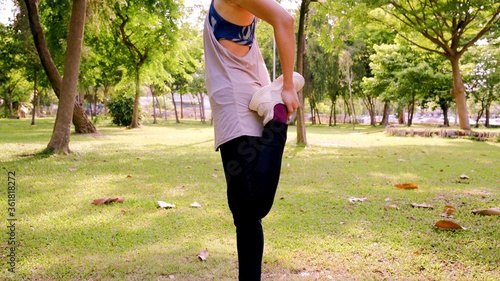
[106,94,138,126]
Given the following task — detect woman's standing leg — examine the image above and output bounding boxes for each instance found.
[220,119,288,280]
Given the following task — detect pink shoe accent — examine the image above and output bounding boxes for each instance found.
[273,104,288,124]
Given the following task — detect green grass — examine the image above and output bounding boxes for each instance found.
[1,117,499,280]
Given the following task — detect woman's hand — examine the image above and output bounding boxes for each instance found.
[281,86,299,117]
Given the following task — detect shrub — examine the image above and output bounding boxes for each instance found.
[107,95,139,126]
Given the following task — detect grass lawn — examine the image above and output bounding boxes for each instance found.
[0,117,499,280]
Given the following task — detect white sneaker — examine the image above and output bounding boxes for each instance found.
[249,72,304,125]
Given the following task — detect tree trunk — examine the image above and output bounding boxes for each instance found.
[130,67,141,128]
[485,105,490,128]
[439,98,450,127]
[199,92,206,124]
[407,93,415,127]
[155,95,162,118]
[24,0,96,134]
[363,97,376,126]
[333,100,337,126]
[475,100,484,128]
[36,91,41,116]
[295,0,310,145]
[380,102,389,126]
[347,74,355,130]
[450,57,470,130]
[31,67,37,125]
[329,104,333,126]
[45,0,86,154]
[398,107,405,125]
[151,86,157,124]
[309,97,315,124]
[172,92,180,123]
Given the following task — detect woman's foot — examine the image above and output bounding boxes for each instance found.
[249,72,304,125]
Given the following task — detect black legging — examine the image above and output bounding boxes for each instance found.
[219,120,288,281]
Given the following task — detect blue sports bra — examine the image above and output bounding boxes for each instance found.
[209,1,256,47]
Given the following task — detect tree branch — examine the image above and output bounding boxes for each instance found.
[24,0,62,97]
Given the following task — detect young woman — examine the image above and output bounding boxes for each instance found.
[203,0,303,279]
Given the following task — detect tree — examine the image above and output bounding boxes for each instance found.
[463,41,500,127]
[23,0,96,134]
[369,0,500,130]
[295,0,318,145]
[0,23,26,118]
[111,0,180,128]
[24,0,87,154]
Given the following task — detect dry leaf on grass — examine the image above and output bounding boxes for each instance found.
[68,167,78,172]
[411,202,434,209]
[384,204,400,211]
[92,197,109,205]
[435,220,466,230]
[348,197,367,203]
[440,205,456,217]
[395,183,418,189]
[197,249,209,261]
[109,197,125,203]
[472,208,500,216]
[460,174,470,179]
[158,201,176,209]
[92,197,125,205]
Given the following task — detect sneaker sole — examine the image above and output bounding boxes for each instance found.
[249,72,304,111]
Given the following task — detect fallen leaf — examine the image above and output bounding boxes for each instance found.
[395,183,418,189]
[120,209,127,214]
[435,220,466,230]
[460,174,469,179]
[126,175,132,178]
[158,201,176,209]
[348,197,367,202]
[185,166,192,169]
[92,197,125,205]
[440,205,456,217]
[68,167,78,172]
[472,208,500,216]
[92,197,110,205]
[411,202,434,209]
[384,204,400,211]
[190,202,202,208]
[109,197,126,203]
[197,249,209,261]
